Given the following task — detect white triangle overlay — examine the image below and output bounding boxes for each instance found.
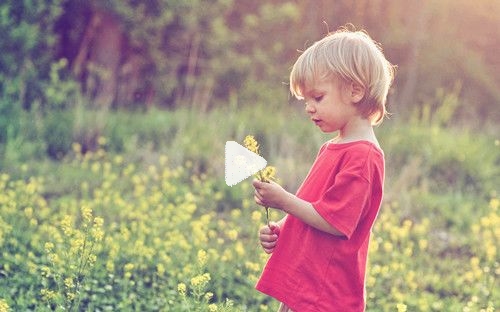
[225,141,267,187]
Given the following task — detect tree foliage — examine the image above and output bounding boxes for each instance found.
[0,0,499,161]
[0,0,63,160]
[54,0,300,110]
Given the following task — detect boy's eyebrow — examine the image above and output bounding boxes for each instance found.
[304,88,324,96]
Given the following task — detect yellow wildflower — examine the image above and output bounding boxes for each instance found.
[227,229,238,241]
[40,266,51,277]
[208,304,218,312]
[490,197,499,211]
[197,249,208,266]
[87,254,97,267]
[81,205,93,223]
[0,299,9,312]
[157,263,165,276]
[243,135,259,154]
[243,135,278,226]
[72,142,82,154]
[252,210,262,223]
[24,207,33,218]
[40,289,57,301]
[97,136,107,146]
[61,215,73,236]
[245,261,260,272]
[44,242,54,253]
[190,273,211,287]
[91,226,104,241]
[235,241,245,256]
[91,162,100,173]
[204,292,214,301]
[177,283,187,296]
[64,277,75,289]
[48,253,60,265]
[93,217,104,227]
[261,166,276,182]
[124,263,134,279]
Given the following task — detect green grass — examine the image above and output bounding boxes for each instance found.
[0,105,498,311]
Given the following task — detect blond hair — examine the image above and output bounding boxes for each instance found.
[290,27,395,125]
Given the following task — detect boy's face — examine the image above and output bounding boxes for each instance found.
[302,78,359,133]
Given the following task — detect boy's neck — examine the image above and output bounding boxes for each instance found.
[333,117,379,147]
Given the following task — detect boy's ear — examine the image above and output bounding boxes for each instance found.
[350,81,365,104]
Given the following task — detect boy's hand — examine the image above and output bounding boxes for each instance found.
[253,179,289,210]
[259,222,280,254]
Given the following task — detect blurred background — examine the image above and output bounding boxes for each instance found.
[0,1,498,311]
[1,0,499,164]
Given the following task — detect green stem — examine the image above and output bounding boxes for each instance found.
[265,207,270,228]
[257,170,271,228]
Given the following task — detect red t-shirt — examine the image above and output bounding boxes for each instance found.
[256,141,385,311]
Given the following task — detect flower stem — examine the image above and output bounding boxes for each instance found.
[265,207,270,228]
[257,170,271,228]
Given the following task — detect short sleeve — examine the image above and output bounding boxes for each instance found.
[312,167,370,240]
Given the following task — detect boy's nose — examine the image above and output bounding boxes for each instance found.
[305,102,316,114]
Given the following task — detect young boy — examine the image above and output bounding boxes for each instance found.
[252,27,395,311]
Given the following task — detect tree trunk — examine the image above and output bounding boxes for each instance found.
[397,2,430,111]
[72,9,123,108]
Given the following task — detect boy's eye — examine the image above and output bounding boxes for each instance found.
[314,95,323,102]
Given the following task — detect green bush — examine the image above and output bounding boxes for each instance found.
[43,110,73,159]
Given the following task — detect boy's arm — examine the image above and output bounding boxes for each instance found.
[276,215,287,228]
[253,180,344,237]
[280,192,344,237]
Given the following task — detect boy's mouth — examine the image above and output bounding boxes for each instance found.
[312,118,322,125]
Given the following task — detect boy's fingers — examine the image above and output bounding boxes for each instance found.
[252,179,263,188]
[254,195,266,207]
[260,223,280,236]
[273,227,280,235]
[269,222,280,235]
[260,224,273,234]
[260,232,278,241]
[261,243,276,254]
[263,248,274,254]
[261,241,276,248]
[259,222,279,254]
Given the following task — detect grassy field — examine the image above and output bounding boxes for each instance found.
[0,105,498,311]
